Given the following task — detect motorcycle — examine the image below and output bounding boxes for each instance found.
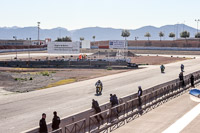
[160,65,165,73]
[96,84,102,95]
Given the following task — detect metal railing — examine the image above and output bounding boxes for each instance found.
[65,119,86,133]
[62,70,200,133]
[25,70,200,133]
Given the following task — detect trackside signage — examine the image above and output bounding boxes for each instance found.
[109,40,125,49]
[82,40,91,49]
[47,42,80,54]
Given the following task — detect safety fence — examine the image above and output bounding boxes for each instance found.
[24,70,200,133]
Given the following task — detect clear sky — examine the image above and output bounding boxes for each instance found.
[0,0,199,30]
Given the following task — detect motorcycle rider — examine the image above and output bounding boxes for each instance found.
[95,80,103,95]
[160,64,165,73]
[181,64,184,72]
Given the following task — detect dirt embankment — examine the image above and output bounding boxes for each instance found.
[0,69,128,93]
[131,56,188,65]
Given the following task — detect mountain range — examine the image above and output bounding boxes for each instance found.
[0,24,197,41]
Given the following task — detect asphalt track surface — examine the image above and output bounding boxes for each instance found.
[0,54,200,133]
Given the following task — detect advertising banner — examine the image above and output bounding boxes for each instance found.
[109,40,125,49]
[82,40,91,49]
[47,42,80,54]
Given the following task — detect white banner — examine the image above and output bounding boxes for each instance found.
[82,40,91,49]
[109,40,125,49]
[47,42,80,54]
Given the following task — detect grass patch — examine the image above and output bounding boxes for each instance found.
[20,72,39,75]
[14,68,32,71]
[107,66,112,70]
[51,71,56,73]
[40,71,50,76]
[37,78,76,90]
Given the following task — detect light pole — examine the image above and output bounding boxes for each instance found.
[28,38,31,60]
[135,37,139,54]
[183,21,185,31]
[13,36,17,59]
[195,19,200,34]
[176,22,179,40]
[37,22,40,45]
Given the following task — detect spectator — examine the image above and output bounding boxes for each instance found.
[179,72,184,81]
[110,94,114,107]
[179,72,185,87]
[190,74,195,87]
[138,86,143,106]
[113,94,119,106]
[92,99,104,123]
[39,113,48,133]
[52,111,61,131]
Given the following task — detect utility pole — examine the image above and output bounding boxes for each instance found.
[195,19,200,34]
[183,21,185,31]
[37,22,40,45]
[13,36,17,59]
[28,38,31,60]
[176,22,179,40]
[135,37,139,54]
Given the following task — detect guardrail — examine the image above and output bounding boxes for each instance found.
[24,70,200,133]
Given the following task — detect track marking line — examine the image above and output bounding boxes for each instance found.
[162,103,200,133]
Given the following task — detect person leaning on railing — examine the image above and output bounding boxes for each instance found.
[92,99,104,123]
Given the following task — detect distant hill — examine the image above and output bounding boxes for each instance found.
[0,24,197,41]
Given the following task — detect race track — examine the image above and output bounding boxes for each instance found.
[0,55,200,133]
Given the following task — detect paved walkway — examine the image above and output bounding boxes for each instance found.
[113,88,200,133]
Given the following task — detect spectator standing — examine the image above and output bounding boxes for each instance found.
[190,74,195,87]
[138,86,143,106]
[39,113,48,133]
[179,72,185,87]
[52,111,61,131]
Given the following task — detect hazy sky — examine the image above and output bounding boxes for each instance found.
[0,0,199,30]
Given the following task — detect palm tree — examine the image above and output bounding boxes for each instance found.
[159,32,164,41]
[121,29,130,55]
[80,37,84,41]
[92,36,95,43]
[144,32,151,41]
[169,32,176,47]
[195,32,200,46]
[169,32,175,40]
[180,31,190,45]
[195,32,200,39]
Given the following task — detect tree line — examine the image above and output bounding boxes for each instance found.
[55,30,200,43]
